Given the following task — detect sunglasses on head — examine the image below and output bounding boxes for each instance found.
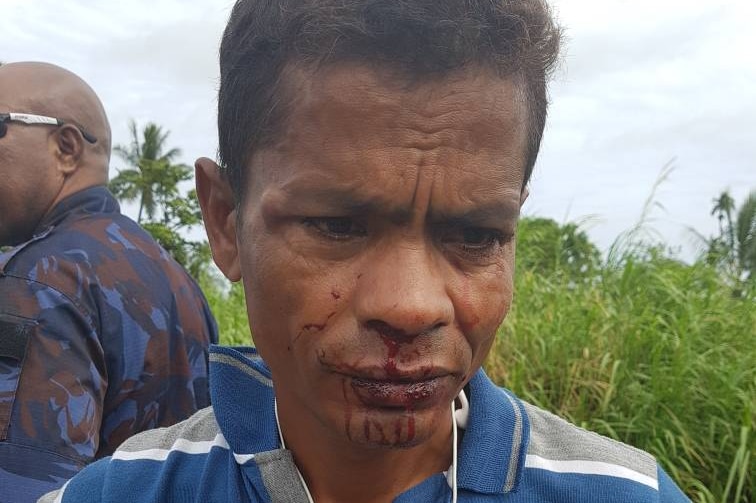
[0,112,98,144]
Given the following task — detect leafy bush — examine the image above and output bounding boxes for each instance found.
[200,276,251,346]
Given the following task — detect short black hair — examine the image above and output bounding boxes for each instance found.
[219,0,561,200]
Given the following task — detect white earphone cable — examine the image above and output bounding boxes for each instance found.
[451,397,459,503]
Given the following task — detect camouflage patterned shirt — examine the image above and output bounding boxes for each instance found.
[0,186,218,503]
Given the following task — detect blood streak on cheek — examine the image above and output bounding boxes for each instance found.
[295,312,336,342]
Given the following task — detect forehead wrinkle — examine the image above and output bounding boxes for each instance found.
[267,128,522,224]
[260,63,527,224]
[342,102,523,175]
[289,62,522,133]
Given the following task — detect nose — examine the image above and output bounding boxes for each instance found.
[354,241,454,340]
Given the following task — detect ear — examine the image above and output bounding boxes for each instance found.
[519,186,530,207]
[195,157,242,282]
[53,125,84,175]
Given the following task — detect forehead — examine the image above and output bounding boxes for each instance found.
[246,63,527,209]
[278,63,525,148]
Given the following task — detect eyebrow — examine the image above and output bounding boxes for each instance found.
[429,202,521,227]
[285,186,414,222]
[280,185,520,226]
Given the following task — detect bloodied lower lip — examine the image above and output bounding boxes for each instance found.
[349,376,449,409]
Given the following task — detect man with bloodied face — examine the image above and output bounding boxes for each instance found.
[41,1,691,502]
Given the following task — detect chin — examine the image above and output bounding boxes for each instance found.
[340,405,445,450]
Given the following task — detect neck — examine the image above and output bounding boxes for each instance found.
[46,167,106,217]
[276,399,455,503]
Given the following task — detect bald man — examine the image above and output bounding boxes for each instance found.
[0,62,218,503]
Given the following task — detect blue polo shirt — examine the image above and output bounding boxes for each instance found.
[41,345,690,502]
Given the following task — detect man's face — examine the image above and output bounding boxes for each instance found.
[0,75,61,246]
[206,64,527,451]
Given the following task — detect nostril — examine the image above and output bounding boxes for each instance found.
[364,319,445,341]
[365,319,413,340]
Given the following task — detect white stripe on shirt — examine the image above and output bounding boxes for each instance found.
[113,434,230,461]
[525,455,659,490]
[111,433,257,465]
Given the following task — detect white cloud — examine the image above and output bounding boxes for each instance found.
[531,0,756,258]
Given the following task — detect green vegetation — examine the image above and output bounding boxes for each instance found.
[200,277,250,346]
[109,120,209,277]
[487,189,754,503]
[488,247,753,503]
[705,190,756,286]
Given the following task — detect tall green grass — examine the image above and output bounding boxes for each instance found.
[200,277,251,346]
[487,247,754,502]
[203,230,754,502]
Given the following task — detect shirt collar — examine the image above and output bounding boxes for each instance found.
[209,345,280,456]
[456,368,530,494]
[36,185,120,233]
[0,186,119,274]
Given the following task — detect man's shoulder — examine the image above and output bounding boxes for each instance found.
[39,407,223,503]
[514,400,693,501]
[1,209,150,278]
[114,405,221,455]
[466,376,681,500]
[1,202,206,307]
[521,400,657,474]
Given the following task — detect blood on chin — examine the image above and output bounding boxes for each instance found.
[342,406,449,449]
[338,378,454,448]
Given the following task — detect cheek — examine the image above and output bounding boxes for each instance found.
[238,222,351,355]
[1,171,56,239]
[454,266,514,356]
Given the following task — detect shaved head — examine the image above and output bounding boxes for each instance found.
[0,62,112,245]
[0,62,111,158]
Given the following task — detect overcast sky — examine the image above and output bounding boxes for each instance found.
[2,0,754,261]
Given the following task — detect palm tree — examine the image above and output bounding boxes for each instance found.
[109,120,185,223]
[108,120,208,274]
[734,191,756,279]
[707,189,756,282]
[711,191,736,253]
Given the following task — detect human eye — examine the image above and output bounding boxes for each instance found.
[441,226,512,261]
[301,217,367,240]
